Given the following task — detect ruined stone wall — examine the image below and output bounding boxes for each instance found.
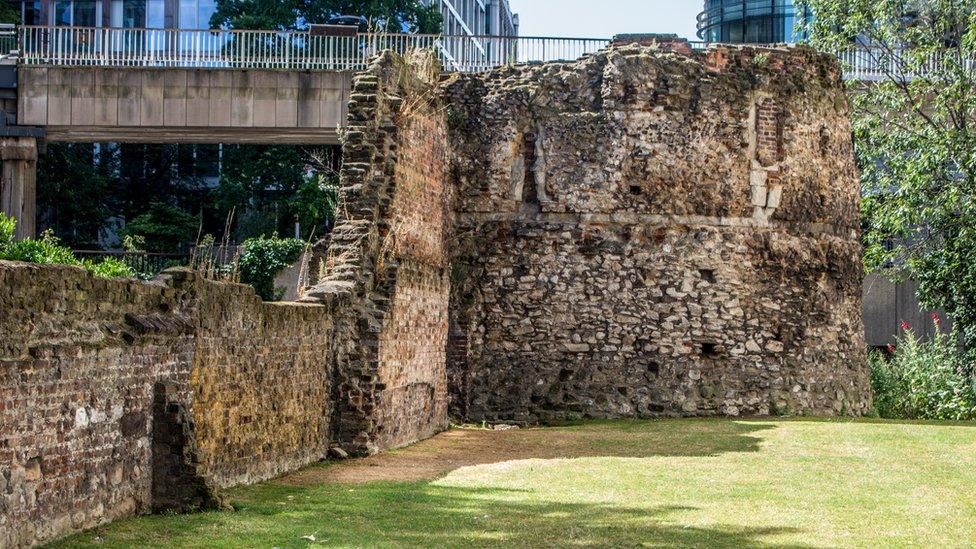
[376,107,452,450]
[304,51,451,453]
[188,279,336,490]
[1,50,453,548]
[0,264,339,547]
[444,44,871,422]
[0,264,194,548]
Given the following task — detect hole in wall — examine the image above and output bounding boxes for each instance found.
[647,361,660,376]
[699,269,716,283]
[700,343,719,357]
[520,131,540,215]
[819,125,830,157]
[629,184,643,195]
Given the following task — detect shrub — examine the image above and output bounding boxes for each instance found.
[0,213,135,279]
[120,202,199,253]
[85,257,136,279]
[237,235,306,301]
[3,229,81,265]
[0,212,14,252]
[870,316,976,421]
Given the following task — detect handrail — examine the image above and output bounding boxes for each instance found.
[16,26,611,72]
[13,26,973,81]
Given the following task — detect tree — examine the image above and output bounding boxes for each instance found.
[37,143,117,249]
[0,1,19,24]
[214,144,339,241]
[796,0,976,354]
[211,0,442,33]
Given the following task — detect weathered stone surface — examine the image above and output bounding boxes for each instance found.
[306,50,452,455]
[443,44,871,422]
[0,264,338,547]
[0,43,871,547]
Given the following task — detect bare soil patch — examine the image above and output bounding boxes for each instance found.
[278,419,771,485]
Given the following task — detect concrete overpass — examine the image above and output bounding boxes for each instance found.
[18,66,351,144]
[0,26,608,238]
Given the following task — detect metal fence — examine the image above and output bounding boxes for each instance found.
[14,26,974,80]
[838,47,976,82]
[0,25,15,55]
[73,250,189,275]
[17,26,610,72]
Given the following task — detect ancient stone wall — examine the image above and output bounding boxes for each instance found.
[444,44,871,422]
[0,264,342,547]
[0,264,195,548]
[303,51,451,453]
[1,43,873,547]
[187,277,337,490]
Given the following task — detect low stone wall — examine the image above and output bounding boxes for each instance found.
[0,264,195,547]
[0,263,344,547]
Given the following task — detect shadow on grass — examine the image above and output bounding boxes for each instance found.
[52,421,800,548]
[279,419,778,485]
[56,483,808,549]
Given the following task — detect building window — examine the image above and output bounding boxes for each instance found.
[22,1,42,25]
[179,0,217,30]
[147,0,164,28]
[51,0,100,27]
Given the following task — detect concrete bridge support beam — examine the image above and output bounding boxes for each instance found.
[0,136,38,240]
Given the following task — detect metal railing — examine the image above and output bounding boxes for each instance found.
[15,26,974,81]
[0,25,15,56]
[838,47,976,81]
[17,26,610,72]
[73,250,189,275]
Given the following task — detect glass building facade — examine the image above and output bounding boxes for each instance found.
[697,0,811,44]
[20,0,216,29]
[421,0,519,37]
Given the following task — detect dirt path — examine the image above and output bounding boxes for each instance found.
[277,419,769,485]
[280,428,581,485]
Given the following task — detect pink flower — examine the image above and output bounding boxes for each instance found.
[900,321,912,331]
[886,344,896,354]
[931,312,942,326]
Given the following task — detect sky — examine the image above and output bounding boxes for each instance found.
[509,0,702,41]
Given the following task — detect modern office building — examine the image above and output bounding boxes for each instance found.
[20,1,519,37]
[697,0,810,44]
[422,0,518,37]
[20,0,216,29]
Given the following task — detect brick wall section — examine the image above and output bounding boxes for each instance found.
[0,263,196,548]
[187,277,337,489]
[0,264,341,547]
[443,44,871,422]
[303,51,451,454]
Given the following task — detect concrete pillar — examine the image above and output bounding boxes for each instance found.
[0,137,38,240]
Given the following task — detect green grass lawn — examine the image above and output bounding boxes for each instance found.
[52,419,976,548]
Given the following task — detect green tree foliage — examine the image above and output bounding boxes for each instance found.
[797,0,976,353]
[237,235,306,300]
[211,0,442,33]
[0,0,20,24]
[120,201,200,253]
[37,143,116,249]
[215,145,339,241]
